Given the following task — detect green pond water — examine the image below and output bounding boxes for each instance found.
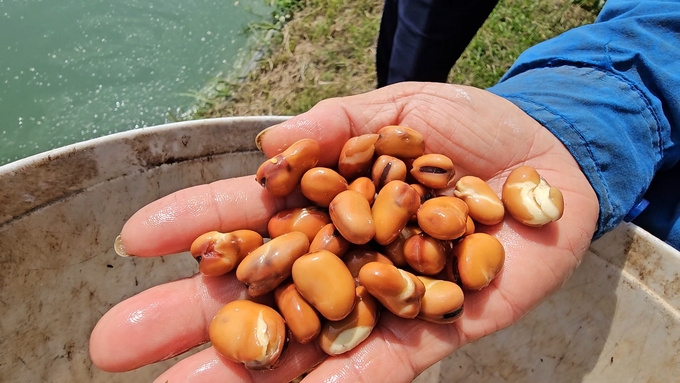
[0,0,272,165]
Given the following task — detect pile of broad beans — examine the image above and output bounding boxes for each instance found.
[190,125,564,369]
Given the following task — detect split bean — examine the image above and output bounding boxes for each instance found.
[209,300,286,370]
[502,165,564,227]
[453,176,505,226]
[319,286,379,356]
[190,230,263,277]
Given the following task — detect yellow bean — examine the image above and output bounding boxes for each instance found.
[235,231,310,296]
[209,300,286,370]
[255,138,320,197]
[292,250,357,321]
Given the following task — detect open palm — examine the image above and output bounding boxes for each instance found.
[89,82,599,382]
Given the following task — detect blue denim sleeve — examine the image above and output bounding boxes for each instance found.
[487,0,680,244]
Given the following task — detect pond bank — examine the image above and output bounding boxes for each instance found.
[193,0,601,119]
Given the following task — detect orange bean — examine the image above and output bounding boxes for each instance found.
[328,190,376,245]
[267,206,330,243]
[255,138,320,197]
[190,230,263,276]
[454,233,505,290]
[372,180,421,245]
[274,282,321,344]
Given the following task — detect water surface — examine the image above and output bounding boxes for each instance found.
[0,0,271,164]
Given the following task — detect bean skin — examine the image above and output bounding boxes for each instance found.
[337,134,379,180]
[255,138,320,197]
[502,166,564,227]
[416,196,469,240]
[190,230,264,277]
[319,286,379,356]
[382,225,422,267]
[292,250,357,321]
[328,190,376,245]
[209,300,286,370]
[308,223,351,257]
[358,262,425,319]
[343,249,394,285]
[235,231,310,297]
[403,232,447,276]
[409,154,455,189]
[300,167,348,207]
[371,155,407,190]
[347,176,376,204]
[374,125,425,159]
[267,206,331,243]
[417,276,465,324]
[372,180,421,245]
[274,282,321,344]
[454,233,505,290]
[454,176,505,226]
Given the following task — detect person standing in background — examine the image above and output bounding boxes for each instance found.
[376,0,499,87]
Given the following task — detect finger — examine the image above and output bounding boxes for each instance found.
[153,340,326,383]
[90,273,247,372]
[118,175,307,257]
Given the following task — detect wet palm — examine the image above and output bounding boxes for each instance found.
[89,82,599,382]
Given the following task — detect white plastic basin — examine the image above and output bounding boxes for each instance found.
[1,117,678,382]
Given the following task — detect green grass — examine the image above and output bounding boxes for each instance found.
[193,0,602,118]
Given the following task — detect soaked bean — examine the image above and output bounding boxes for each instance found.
[256,138,320,197]
[409,154,455,189]
[410,183,436,204]
[274,282,321,344]
[403,232,447,275]
[358,262,425,319]
[343,249,394,285]
[209,300,286,370]
[190,230,264,277]
[235,231,310,297]
[454,233,505,290]
[371,155,407,190]
[328,190,376,245]
[417,276,465,324]
[502,165,564,227]
[453,176,504,226]
[292,250,357,321]
[268,206,331,243]
[337,134,379,180]
[382,225,422,267]
[416,196,469,240]
[465,215,475,236]
[320,286,379,356]
[300,167,348,207]
[309,223,351,257]
[347,176,376,204]
[372,180,421,245]
[374,125,425,159]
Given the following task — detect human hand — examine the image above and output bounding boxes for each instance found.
[89,82,599,382]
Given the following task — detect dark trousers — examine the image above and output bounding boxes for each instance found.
[376,0,499,87]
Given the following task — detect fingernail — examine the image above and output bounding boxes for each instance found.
[114,235,132,257]
[255,125,277,151]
